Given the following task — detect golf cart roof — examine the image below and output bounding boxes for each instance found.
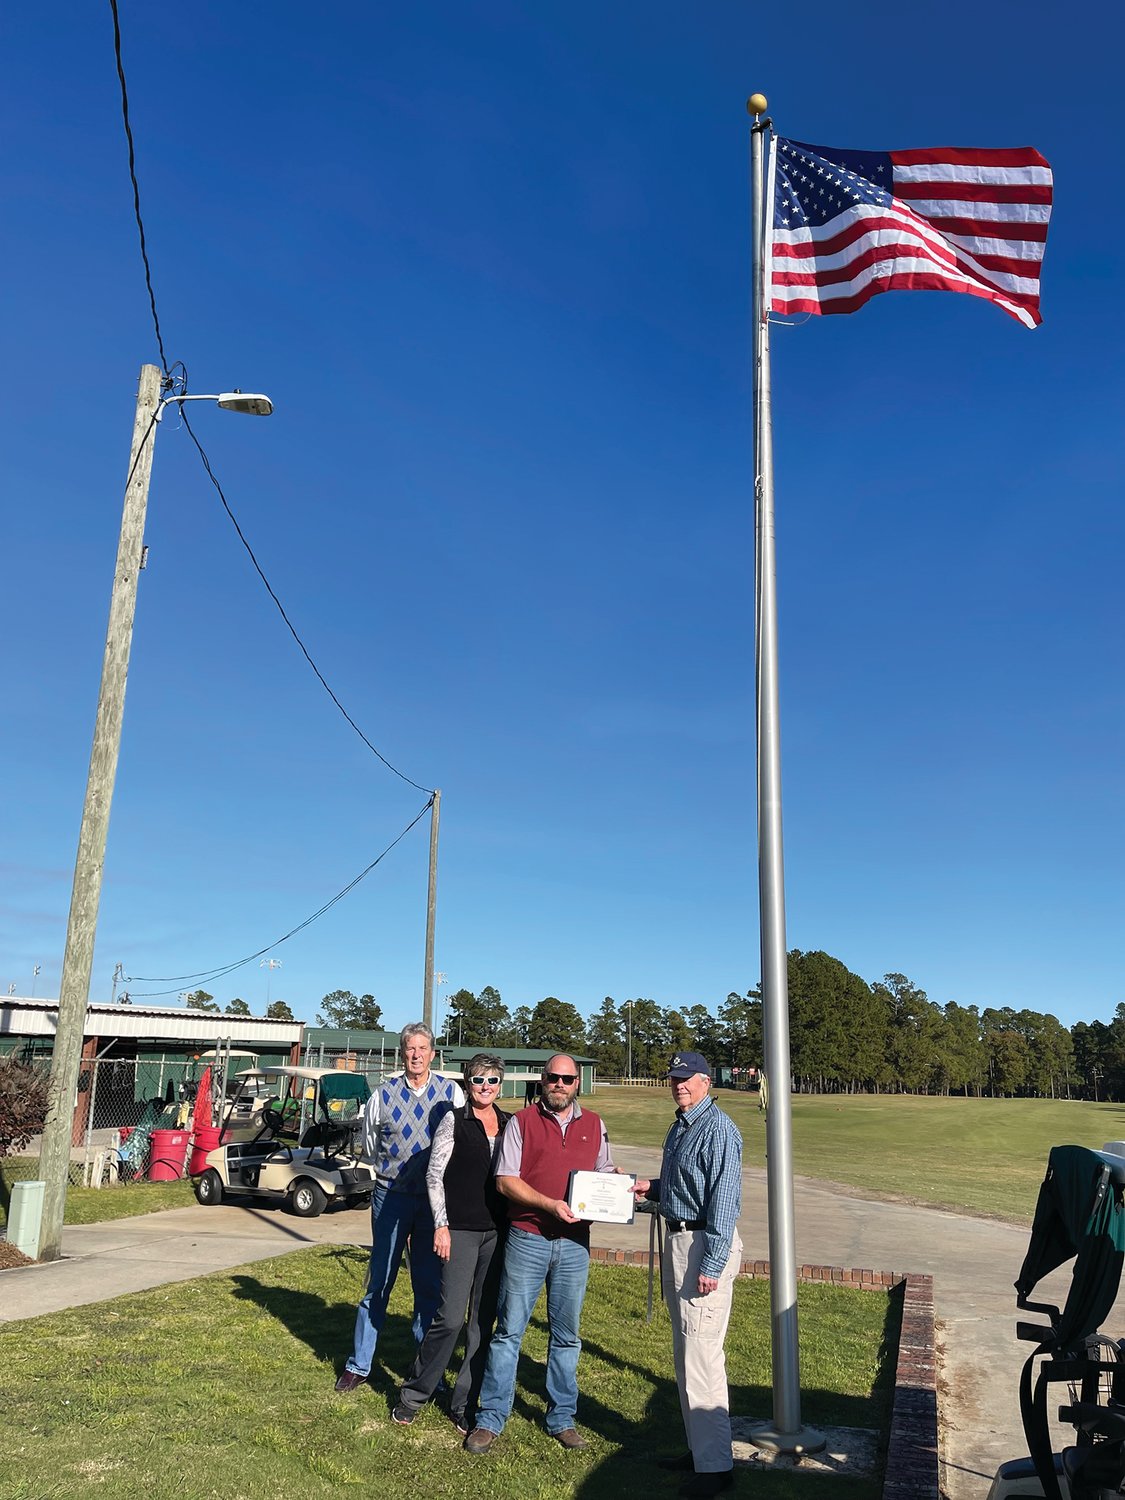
[199,1049,260,1060]
[238,1065,348,1082]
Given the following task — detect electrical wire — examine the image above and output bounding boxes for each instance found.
[125,796,434,995]
[178,408,435,796]
[107,0,432,797]
[106,4,432,796]
[108,0,169,376]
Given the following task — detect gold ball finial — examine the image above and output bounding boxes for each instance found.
[747,93,768,117]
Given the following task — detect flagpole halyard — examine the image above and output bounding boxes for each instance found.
[746,90,826,1459]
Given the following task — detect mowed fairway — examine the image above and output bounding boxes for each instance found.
[594,1089,1125,1223]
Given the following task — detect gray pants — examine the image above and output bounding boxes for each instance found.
[399,1226,503,1423]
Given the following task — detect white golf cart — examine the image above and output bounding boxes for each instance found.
[192,1064,376,1218]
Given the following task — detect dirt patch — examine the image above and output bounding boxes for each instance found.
[0,1240,35,1270]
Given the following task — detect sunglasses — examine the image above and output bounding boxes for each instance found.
[470,1075,502,1087]
[544,1072,578,1085]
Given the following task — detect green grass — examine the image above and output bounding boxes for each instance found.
[7,1091,1119,1233]
[0,1156,195,1229]
[0,1246,896,1500]
[595,1088,1125,1222]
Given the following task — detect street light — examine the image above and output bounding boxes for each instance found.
[37,364,273,1262]
[157,389,273,421]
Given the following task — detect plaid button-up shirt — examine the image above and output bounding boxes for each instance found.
[655,1094,742,1278]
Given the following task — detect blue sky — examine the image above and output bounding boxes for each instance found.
[1,3,1121,1031]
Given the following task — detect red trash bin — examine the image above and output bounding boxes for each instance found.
[148,1128,190,1181]
[188,1125,222,1176]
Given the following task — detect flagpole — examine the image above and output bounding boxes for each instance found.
[747,92,825,1457]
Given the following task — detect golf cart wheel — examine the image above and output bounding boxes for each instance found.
[346,1193,371,1210]
[290,1178,327,1218]
[194,1169,224,1207]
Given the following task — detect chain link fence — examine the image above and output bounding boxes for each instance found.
[300,1043,400,1084]
[73,1058,203,1187]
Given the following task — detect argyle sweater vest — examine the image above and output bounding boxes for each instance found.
[376,1074,458,1194]
[507,1103,602,1246]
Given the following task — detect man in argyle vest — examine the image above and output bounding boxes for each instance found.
[335,1022,463,1392]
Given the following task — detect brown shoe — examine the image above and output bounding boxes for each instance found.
[334,1370,366,1393]
[554,1427,589,1450]
[464,1428,498,1454]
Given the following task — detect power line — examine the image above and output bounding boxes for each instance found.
[179,409,435,795]
[107,0,433,797]
[125,796,434,995]
[108,0,169,376]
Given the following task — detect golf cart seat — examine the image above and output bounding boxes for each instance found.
[1004,1145,1125,1500]
[299,1119,355,1156]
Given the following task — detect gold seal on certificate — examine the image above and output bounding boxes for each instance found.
[567,1170,637,1225]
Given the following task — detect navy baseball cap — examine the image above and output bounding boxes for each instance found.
[668,1051,712,1079]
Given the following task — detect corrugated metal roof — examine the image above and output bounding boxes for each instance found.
[0,995,302,1044]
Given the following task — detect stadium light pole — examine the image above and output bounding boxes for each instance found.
[422,789,441,1030]
[37,364,272,1262]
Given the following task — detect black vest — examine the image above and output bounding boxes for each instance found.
[444,1104,510,1232]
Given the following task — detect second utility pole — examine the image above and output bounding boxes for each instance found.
[422,789,441,1030]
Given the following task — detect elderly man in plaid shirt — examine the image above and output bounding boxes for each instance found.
[634,1051,743,1498]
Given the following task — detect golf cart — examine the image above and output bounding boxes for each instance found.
[988,1143,1125,1499]
[191,1065,376,1218]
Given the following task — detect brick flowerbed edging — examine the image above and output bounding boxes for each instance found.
[589,1247,938,1499]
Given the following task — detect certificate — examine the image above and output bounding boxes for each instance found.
[567,1169,637,1225]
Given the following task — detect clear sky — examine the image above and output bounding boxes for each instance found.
[1,3,1121,1032]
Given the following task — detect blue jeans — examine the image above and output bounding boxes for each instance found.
[474,1227,590,1436]
[345,1184,442,1377]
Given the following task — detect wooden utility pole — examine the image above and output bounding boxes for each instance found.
[38,363,162,1261]
[422,789,441,1030]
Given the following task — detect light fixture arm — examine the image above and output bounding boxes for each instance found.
[157,390,273,421]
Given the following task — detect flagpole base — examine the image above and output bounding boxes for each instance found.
[746,1420,827,1457]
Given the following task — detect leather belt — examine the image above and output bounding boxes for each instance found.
[664,1218,705,1233]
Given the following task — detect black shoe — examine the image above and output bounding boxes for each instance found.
[450,1411,470,1436]
[658,1452,695,1472]
[678,1472,733,1498]
[392,1403,418,1425]
[334,1370,366,1393]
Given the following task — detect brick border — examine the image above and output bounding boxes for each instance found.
[589,1248,938,1499]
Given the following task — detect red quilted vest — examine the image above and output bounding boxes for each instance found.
[507,1103,602,1245]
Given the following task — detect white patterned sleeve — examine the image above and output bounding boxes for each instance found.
[426,1109,457,1227]
[361,1088,382,1162]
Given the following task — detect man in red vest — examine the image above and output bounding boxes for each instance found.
[464,1054,615,1454]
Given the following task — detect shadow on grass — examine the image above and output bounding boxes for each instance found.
[568,1283,903,1499]
[230,1246,424,1396]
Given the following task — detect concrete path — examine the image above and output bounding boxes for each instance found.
[1,1144,1077,1499]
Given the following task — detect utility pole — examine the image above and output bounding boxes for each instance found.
[38,363,162,1261]
[422,789,441,1030]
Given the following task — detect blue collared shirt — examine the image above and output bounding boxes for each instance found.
[654,1094,742,1278]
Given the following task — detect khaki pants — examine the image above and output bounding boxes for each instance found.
[661,1226,743,1473]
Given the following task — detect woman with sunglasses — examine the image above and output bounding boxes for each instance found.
[393,1052,510,1433]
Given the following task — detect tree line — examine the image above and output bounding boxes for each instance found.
[207,954,1125,1102]
[435,953,1123,1101]
[181,990,294,1022]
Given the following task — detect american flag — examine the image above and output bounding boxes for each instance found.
[768,136,1052,328]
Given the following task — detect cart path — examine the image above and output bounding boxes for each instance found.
[1,1143,1077,1499]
